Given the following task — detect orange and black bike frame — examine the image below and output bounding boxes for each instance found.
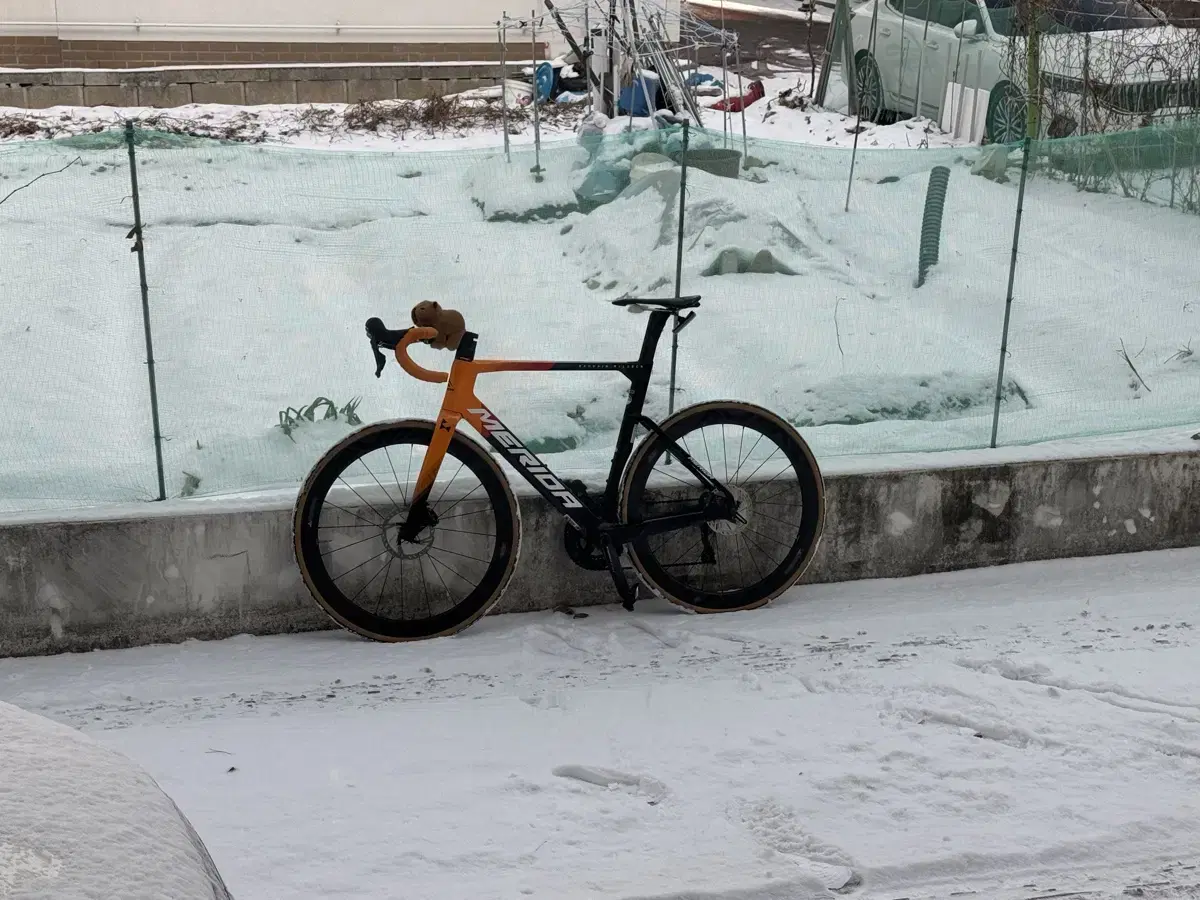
[366,306,733,549]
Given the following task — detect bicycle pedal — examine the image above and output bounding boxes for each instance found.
[621,582,643,612]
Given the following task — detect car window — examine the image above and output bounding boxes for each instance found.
[982,0,1158,33]
[896,0,934,20]
[935,0,983,28]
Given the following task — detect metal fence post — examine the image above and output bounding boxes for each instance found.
[990,136,1032,449]
[669,121,690,419]
[124,121,167,501]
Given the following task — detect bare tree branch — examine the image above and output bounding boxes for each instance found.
[0,156,83,209]
[1119,338,1152,392]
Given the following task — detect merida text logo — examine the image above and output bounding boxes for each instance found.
[469,408,582,508]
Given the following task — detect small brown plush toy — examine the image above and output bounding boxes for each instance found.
[410,301,466,351]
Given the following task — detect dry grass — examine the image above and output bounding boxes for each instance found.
[0,114,44,140]
[341,95,582,137]
[0,92,587,147]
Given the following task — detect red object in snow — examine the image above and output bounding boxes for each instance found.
[711,79,765,113]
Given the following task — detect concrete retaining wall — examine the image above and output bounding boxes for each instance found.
[0,62,514,109]
[2,448,1199,658]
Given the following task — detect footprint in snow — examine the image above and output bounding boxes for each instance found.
[551,764,669,805]
[734,798,862,893]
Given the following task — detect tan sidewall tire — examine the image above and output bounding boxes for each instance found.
[619,400,825,614]
[292,418,523,642]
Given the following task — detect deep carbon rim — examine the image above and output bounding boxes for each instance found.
[294,421,520,641]
[621,402,824,613]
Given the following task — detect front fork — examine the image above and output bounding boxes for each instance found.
[398,410,462,542]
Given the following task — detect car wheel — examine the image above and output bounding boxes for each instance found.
[854,52,893,124]
[986,82,1027,144]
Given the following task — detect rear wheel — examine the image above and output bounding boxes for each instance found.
[294,420,521,642]
[620,402,824,613]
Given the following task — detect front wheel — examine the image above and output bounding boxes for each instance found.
[620,401,825,613]
[293,419,521,642]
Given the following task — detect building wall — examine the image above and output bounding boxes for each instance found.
[0,0,545,68]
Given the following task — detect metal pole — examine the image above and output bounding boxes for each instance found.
[584,0,593,116]
[989,136,1032,449]
[669,121,690,419]
[607,0,618,116]
[124,120,167,502]
[625,0,636,133]
[845,0,879,212]
[531,9,543,177]
[720,0,729,146]
[499,14,511,162]
[735,39,749,167]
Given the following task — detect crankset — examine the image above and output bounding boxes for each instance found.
[563,522,609,571]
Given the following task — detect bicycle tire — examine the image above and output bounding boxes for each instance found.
[294,419,521,641]
[620,401,824,613]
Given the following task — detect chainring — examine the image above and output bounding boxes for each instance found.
[563,522,610,571]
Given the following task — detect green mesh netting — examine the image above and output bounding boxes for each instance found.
[2,122,1197,511]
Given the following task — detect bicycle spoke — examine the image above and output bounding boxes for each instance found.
[433,461,466,508]
[438,482,485,519]
[429,544,491,565]
[383,445,408,507]
[356,455,401,511]
[323,501,378,529]
[739,530,783,573]
[373,557,395,616]
[744,463,793,498]
[721,424,729,484]
[320,530,382,558]
[731,431,765,482]
[427,551,478,590]
[348,554,392,605]
[665,533,704,567]
[743,525,793,550]
[426,552,457,605]
[751,508,803,531]
[437,527,496,537]
[738,446,782,486]
[332,547,392,582]
[335,476,388,525]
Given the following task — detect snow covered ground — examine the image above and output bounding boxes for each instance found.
[1,76,1197,511]
[2,548,1200,899]
[0,69,946,152]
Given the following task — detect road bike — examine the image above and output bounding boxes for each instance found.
[293,296,826,642]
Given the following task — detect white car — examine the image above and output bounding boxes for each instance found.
[1,700,234,900]
[848,0,1195,143]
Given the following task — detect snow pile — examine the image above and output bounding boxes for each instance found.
[0,700,232,899]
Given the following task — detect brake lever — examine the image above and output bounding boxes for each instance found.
[371,340,387,378]
[365,318,388,378]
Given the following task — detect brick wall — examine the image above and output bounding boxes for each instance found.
[0,62,513,108]
[0,38,530,69]
[0,36,63,67]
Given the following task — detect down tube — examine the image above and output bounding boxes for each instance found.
[466,405,598,530]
